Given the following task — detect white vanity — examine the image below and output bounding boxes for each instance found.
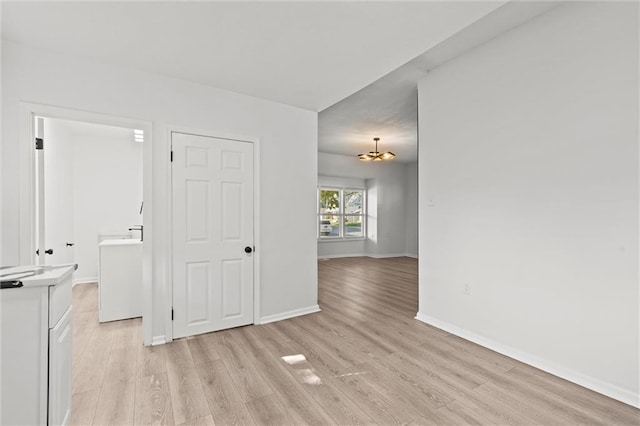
[98,239,142,322]
[0,264,74,425]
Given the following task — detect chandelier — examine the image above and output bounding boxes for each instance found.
[357,137,395,161]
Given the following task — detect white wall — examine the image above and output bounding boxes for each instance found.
[71,121,143,282]
[366,171,407,257]
[318,152,417,258]
[404,162,418,257]
[417,2,638,406]
[2,41,318,342]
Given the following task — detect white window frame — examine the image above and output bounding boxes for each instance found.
[317,186,366,241]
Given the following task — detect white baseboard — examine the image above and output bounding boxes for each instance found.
[318,253,366,259]
[72,276,98,286]
[415,312,640,409]
[368,253,414,259]
[151,306,321,345]
[258,305,321,325]
[151,336,166,346]
[318,253,417,260]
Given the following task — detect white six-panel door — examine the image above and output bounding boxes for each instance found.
[172,132,254,339]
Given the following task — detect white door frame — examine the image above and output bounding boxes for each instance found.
[18,102,154,345]
[165,125,261,343]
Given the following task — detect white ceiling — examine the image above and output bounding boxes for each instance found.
[1,1,560,164]
[319,1,561,162]
[1,1,505,112]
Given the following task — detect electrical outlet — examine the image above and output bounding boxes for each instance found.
[463,283,471,295]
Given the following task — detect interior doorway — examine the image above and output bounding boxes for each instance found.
[35,117,144,284]
[19,102,153,345]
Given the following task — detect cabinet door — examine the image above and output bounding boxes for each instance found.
[49,307,73,426]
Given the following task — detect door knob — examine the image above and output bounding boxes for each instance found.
[66,242,74,247]
[244,246,253,254]
[45,249,53,255]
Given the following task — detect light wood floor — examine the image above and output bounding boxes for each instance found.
[71,257,639,425]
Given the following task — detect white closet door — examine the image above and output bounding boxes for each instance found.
[172,132,254,339]
[41,117,75,266]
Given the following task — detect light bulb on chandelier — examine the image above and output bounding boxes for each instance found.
[357,137,395,161]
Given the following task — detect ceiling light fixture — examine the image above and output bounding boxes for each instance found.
[133,129,144,143]
[358,137,395,161]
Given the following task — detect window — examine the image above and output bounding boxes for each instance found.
[318,187,365,239]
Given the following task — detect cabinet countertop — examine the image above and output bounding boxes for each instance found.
[0,264,76,287]
[98,239,142,247]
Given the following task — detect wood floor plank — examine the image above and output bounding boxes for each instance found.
[482,365,609,425]
[351,358,453,420]
[472,380,560,425]
[272,319,353,377]
[69,388,99,426]
[186,333,222,365]
[302,313,393,362]
[112,317,142,349]
[72,321,117,394]
[138,343,167,378]
[215,330,274,403]
[507,365,640,424]
[195,359,251,425]
[70,258,640,426]
[436,400,498,425]
[73,283,99,313]
[175,414,216,426]
[404,342,490,389]
[103,345,138,385]
[234,328,337,426]
[292,315,370,368]
[367,354,453,410]
[165,339,195,370]
[135,372,175,426]
[245,394,294,426]
[440,332,520,372]
[249,326,377,425]
[332,364,413,425]
[73,310,98,341]
[166,364,211,425]
[92,379,136,425]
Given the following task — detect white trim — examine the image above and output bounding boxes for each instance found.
[253,137,262,325]
[317,253,367,259]
[317,253,417,260]
[18,102,154,347]
[165,125,261,343]
[18,103,36,265]
[318,237,366,243]
[72,277,98,286]
[151,336,166,346]
[317,185,366,241]
[161,125,173,343]
[415,313,640,409]
[258,305,321,325]
[367,253,413,259]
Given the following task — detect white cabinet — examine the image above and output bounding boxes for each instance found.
[0,265,74,425]
[98,239,142,322]
[49,307,73,425]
